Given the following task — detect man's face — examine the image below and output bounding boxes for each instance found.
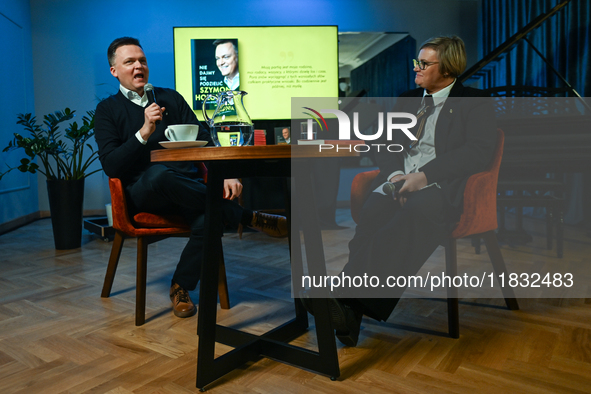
[215,42,238,79]
[282,128,290,139]
[110,45,149,95]
[413,47,449,94]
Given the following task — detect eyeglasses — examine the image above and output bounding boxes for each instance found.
[413,59,439,70]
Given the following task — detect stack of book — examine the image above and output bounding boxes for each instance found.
[254,129,266,146]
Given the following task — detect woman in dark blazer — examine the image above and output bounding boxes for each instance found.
[304,36,497,347]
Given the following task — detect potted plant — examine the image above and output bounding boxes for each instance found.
[0,108,101,249]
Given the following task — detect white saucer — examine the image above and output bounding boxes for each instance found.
[159,140,208,149]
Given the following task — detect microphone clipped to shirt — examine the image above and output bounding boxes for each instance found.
[144,83,160,125]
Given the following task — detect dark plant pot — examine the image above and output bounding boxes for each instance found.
[46,179,85,250]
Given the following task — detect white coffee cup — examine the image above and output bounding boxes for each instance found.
[164,124,199,142]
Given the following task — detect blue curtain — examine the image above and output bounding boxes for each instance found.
[482,0,590,226]
[481,0,590,96]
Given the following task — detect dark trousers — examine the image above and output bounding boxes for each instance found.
[128,164,244,291]
[342,187,454,321]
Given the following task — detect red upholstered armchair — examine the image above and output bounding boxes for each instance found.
[350,129,518,338]
[101,163,230,326]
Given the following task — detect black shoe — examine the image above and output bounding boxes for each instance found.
[298,293,362,347]
[328,298,363,347]
[298,288,346,316]
[249,211,288,238]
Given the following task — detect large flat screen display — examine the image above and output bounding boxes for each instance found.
[173,26,339,121]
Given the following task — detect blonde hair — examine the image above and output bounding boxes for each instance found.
[419,36,467,78]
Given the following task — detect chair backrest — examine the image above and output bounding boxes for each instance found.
[349,129,505,237]
[107,163,209,236]
[108,178,191,237]
[108,178,137,235]
[451,128,504,238]
[350,169,380,224]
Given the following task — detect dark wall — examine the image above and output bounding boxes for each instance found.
[350,35,417,97]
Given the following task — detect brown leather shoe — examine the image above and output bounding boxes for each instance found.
[249,211,288,238]
[170,283,196,318]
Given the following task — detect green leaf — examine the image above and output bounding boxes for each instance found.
[3,108,99,180]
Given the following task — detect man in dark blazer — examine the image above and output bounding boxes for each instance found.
[304,36,497,347]
[95,37,287,320]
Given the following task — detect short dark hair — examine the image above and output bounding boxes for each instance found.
[419,36,466,78]
[213,39,238,57]
[108,37,142,67]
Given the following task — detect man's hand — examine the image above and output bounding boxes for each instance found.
[393,172,428,207]
[223,179,243,200]
[139,103,166,141]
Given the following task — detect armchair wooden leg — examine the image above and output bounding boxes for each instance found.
[101,231,125,298]
[445,238,460,339]
[136,237,148,326]
[218,247,230,310]
[481,231,519,311]
[471,235,481,254]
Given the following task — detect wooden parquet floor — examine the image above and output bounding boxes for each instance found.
[0,211,590,393]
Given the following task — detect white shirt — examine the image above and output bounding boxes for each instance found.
[374,80,456,195]
[224,72,240,91]
[119,84,150,145]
